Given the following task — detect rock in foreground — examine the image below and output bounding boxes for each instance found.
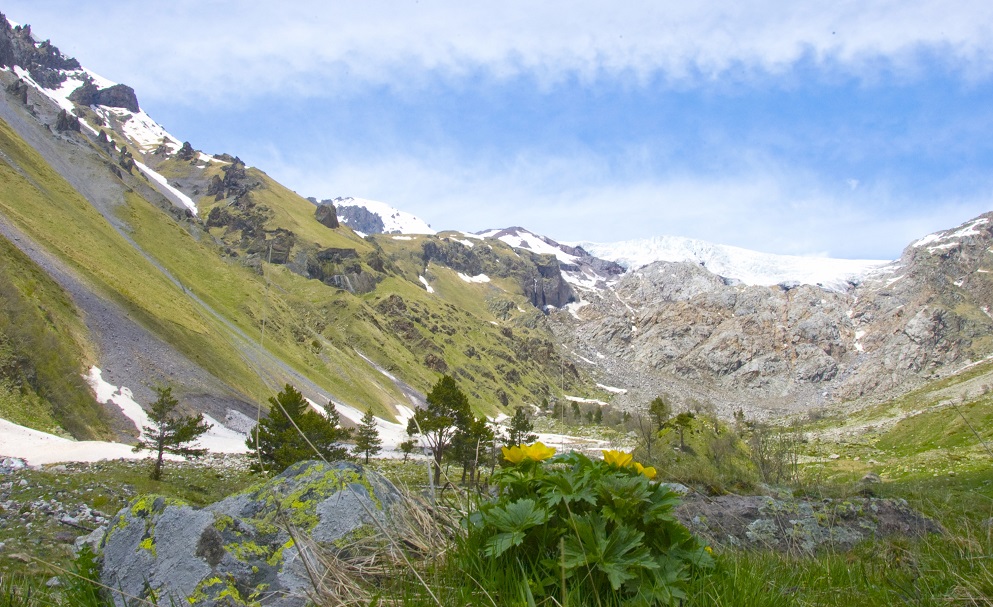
[99,460,403,607]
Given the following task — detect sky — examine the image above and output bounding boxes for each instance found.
[5,1,993,259]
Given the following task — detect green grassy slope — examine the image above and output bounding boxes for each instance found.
[0,234,112,439]
[0,111,594,432]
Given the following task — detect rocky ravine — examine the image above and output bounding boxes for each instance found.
[552,213,993,416]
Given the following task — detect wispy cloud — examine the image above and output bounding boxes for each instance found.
[10,1,993,103]
[259,145,992,259]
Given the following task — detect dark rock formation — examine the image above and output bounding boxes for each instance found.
[53,109,79,132]
[315,203,339,229]
[676,493,942,554]
[98,461,406,607]
[208,158,256,201]
[176,141,197,161]
[0,17,80,89]
[68,81,140,112]
[5,78,28,104]
[337,203,385,234]
[524,253,575,309]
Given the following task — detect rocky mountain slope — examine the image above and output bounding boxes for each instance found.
[547,214,993,416]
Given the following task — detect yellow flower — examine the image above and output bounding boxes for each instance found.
[632,462,657,480]
[602,450,634,468]
[502,442,556,464]
[705,546,713,554]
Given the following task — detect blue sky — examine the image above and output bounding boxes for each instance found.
[6,1,993,259]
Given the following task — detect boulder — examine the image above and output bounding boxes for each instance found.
[315,203,339,229]
[99,461,404,607]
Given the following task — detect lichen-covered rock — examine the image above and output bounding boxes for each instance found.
[99,461,404,607]
[676,494,942,554]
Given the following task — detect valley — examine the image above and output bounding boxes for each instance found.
[0,11,992,607]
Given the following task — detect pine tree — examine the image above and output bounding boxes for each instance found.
[506,406,537,447]
[406,375,471,485]
[399,439,416,462]
[133,386,210,481]
[247,384,350,473]
[353,407,382,464]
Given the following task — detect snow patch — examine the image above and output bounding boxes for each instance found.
[458,272,491,283]
[392,235,413,241]
[0,418,172,465]
[565,301,589,320]
[134,161,197,213]
[596,384,628,394]
[85,367,149,436]
[564,395,609,406]
[419,275,435,293]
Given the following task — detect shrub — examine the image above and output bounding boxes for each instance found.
[461,444,713,606]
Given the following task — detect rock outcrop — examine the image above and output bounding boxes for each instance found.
[99,460,405,607]
[68,81,140,112]
[676,493,942,554]
[0,16,81,89]
[314,203,339,229]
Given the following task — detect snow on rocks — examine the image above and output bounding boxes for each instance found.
[581,235,890,293]
[134,161,198,213]
[85,367,149,437]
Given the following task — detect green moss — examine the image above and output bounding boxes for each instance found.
[224,540,271,563]
[138,535,156,556]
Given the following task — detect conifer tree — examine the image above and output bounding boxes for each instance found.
[506,405,537,447]
[406,375,471,485]
[353,407,382,463]
[133,386,209,481]
[247,384,350,473]
[399,439,416,462]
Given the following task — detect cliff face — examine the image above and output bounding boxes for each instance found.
[552,214,993,416]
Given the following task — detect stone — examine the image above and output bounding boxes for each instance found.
[314,203,339,229]
[98,461,405,607]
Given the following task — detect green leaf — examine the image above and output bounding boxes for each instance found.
[481,498,550,534]
[483,531,526,557]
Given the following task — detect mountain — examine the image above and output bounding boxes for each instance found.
[0,11,991,455]
[548,213,993,416]
[578,235,891,293]
[317,196,436,236]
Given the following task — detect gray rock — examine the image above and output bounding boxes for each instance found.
[98,460,404,607]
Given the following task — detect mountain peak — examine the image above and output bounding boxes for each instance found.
[579,235,892,293]
[318,197,436,235]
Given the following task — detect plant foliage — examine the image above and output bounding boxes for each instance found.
[462,447,712,606]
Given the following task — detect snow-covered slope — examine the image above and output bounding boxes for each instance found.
[579,236,892,292]
[333,197,436,235]
[478,226,583,266]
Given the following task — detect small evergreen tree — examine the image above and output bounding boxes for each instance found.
[247,385,350,473]
[353,407,382,464]
[506,406,537,447]
[406,375,471,485]
[451,415,495,486]
[133,386,209,481]
[399,439,416,462]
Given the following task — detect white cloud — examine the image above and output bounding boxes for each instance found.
[9,1,993,102]
[258,145,992,260]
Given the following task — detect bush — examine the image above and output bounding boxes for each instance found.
[460,445,713,606]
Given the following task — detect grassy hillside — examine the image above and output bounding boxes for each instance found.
[0,235,111,439]
[0,109,595,433]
